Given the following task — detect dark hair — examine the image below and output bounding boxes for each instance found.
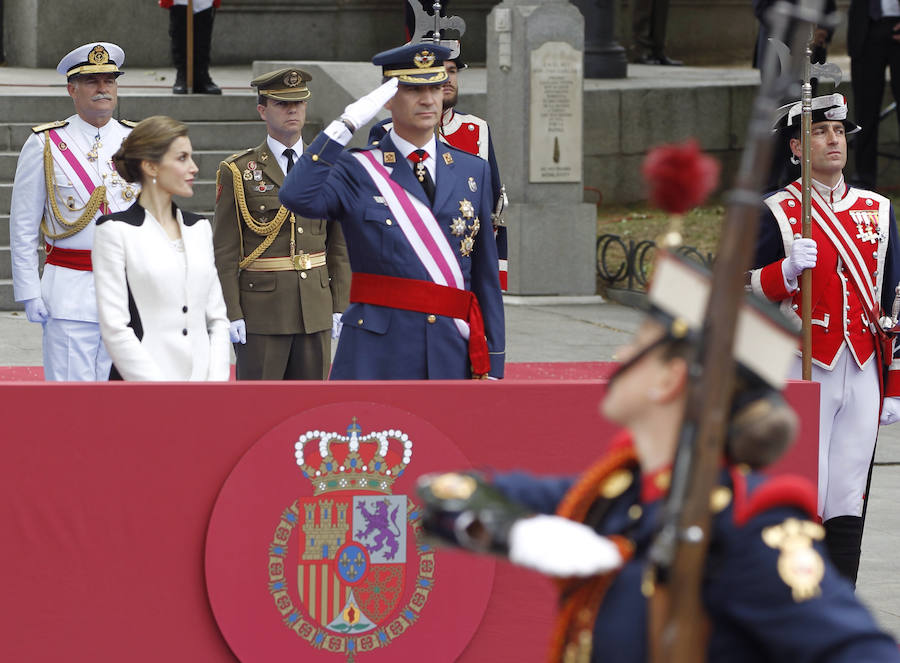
[112,115,189,183]
[257,94,268,107]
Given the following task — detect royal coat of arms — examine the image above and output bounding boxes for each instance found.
[267,418,435,660]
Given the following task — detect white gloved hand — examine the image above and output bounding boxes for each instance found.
[23,297,49,324]
[229,319,247,344]
[332,312,343,340]
[508,514,623,577]
[340,78,399,132]
[880,397,900,425]
[782,237,818,284]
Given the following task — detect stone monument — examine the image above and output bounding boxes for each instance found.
[487,0,597,295]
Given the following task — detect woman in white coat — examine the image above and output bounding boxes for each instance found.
[93,115,230,380]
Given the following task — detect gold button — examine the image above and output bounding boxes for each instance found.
[357,319,363,325]
[627,504,643,520]
[260,205,266,211]
[386,219,393,226]
[300,272,307,279]
[248,283,254,289]
[426,314,436,323]
[297,227,304,234]
[312,154,319,162]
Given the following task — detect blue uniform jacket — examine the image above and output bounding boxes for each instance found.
[492,461,900,662]
[279,130,505,379]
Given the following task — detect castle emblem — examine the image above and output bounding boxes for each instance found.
[267,418,435,660]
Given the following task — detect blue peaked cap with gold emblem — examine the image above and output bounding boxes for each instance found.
[373,43,451,85]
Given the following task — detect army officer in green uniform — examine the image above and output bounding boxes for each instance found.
[213,68,351,379]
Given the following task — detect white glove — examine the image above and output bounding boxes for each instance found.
[508,514,623,577]
[880,397,900,425]
[782,237,818,285]
[229,319,247,344]
[340,78,399,132]
[332,312,343,339]
[23,297,49,324]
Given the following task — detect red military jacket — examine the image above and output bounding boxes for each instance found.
[750,179,900,394]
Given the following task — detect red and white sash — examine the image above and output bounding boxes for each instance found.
[352,149,470,338]
[785,181,880,313]
[47,127,108,215]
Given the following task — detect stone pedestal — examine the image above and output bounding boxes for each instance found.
[487,0,596,295]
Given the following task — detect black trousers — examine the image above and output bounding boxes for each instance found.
[850,17,900,189]
[632,0,670,56]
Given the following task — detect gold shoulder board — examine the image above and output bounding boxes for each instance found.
[118,119,138,128]
[31,120,68,134]
[223,148,253,165]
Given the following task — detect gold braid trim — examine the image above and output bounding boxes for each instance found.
[547,445,639,663]
[40,134,107,240]
[225,161,292,269]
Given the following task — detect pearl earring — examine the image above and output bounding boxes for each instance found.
[152,177,157,185]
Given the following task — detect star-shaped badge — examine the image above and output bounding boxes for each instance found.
[450,217,467,236]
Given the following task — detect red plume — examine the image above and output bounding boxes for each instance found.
[641,139,720,215]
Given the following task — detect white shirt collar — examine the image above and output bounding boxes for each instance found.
[71,113,113,140]
[811,175,847,206]
[267,135,304,176]
[388,130,437,180]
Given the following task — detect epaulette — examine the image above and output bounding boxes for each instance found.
[118,119,138,128]
[31,120,68,134]
[221,148,254,165]
[730,467,818,526]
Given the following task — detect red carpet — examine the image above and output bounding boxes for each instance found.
[0,362,613,382]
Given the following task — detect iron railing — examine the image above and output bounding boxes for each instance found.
[596,233,715,291]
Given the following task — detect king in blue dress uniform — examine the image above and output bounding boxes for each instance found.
[280,43,504,380]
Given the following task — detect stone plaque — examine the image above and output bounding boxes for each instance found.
[529,41,582,183]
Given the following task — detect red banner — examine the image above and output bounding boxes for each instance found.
[0,376,818,662]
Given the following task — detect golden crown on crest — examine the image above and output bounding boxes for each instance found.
[294,417,413,496]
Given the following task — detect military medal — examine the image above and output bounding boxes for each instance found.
[87,130,102,162]
[762,518,825,602]
[849,210,881,244]
[243,169,253,180]
[57,141,68,152]
[460,236,475,256]
[415,161,427,183]
[459,199,474,219]
[468,177,477,192]
[468,217,481,235]
[253,170,263,181]
[259,153,268,162]
[122,187,135,200]
[247,160,257,170]
[450,217,466,236]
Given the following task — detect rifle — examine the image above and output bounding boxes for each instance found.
[646,2,828,662]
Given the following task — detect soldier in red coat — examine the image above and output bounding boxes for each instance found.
[750,93,900,585]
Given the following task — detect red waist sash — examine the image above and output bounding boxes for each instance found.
[349,273,491,376]
[45,243,92,271]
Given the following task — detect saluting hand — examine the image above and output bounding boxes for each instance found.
[340,78,400,132]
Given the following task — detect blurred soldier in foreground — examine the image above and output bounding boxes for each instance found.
[419,253,900,662]
[213,68,350,380]
[10,42,137,380]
